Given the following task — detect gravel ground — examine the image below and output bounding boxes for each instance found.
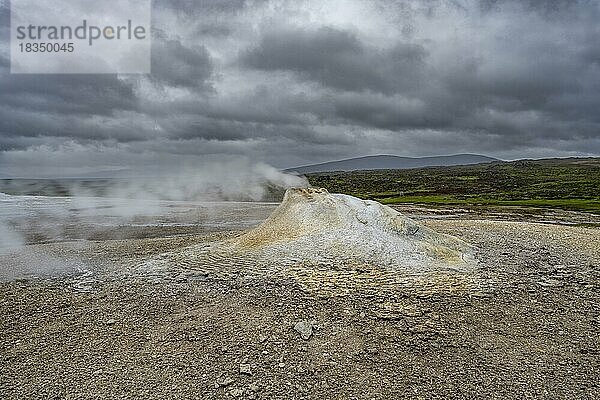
[1,210,599,399]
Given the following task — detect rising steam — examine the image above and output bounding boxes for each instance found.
[0,158,308,249]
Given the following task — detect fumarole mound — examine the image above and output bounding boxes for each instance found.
[226,188,475,270]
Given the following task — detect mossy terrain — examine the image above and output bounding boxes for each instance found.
[306,158,600,214]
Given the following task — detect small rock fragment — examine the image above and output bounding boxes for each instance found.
[239,363,252,375]
[216,377,235,387]
[294,321,313,340]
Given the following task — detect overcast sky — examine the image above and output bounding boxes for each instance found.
[1,0,599,177]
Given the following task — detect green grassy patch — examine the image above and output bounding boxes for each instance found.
[378,196,600,213]
[306,157,600,214]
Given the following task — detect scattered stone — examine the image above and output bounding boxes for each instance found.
[294,321,313,340]
[4,200,600,398]
[239,363,252,375]
[216,377,235,388]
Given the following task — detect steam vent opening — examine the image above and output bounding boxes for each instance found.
[151,187,480,296]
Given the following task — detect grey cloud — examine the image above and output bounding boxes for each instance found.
[0,71,137,116]
[241,27,427,94]
[156,0,251,18]
[479,0,590,15]
[157,112,350,146]
[0,57,144,145]
[0,1,8,29]
[1,0,600,176]
[0,106,157,145]
[151,39,214,89]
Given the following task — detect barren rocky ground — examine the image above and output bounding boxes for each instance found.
[1,204,599,399]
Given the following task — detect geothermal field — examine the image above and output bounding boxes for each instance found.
[1,186,599,399]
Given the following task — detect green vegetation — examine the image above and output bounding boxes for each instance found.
[306,158,600,213]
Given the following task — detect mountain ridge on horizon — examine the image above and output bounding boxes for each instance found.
[286,154,500,174]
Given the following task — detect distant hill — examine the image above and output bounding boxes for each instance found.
[304,157,600,213]
[286,154,499,174]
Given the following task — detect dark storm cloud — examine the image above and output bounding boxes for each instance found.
[155,0,251,17]
[0,70,137,116]
[0,1,9,58]
[177,119,347,145]
[241,27,427,94]
[235,3,600,150]
[1,0,600,177]
[151,39,214,89]
[479,0,586,15]
[234,11,600,148]
[0,1,8,28]
[153,0,249,39]
[0,106,155,144]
